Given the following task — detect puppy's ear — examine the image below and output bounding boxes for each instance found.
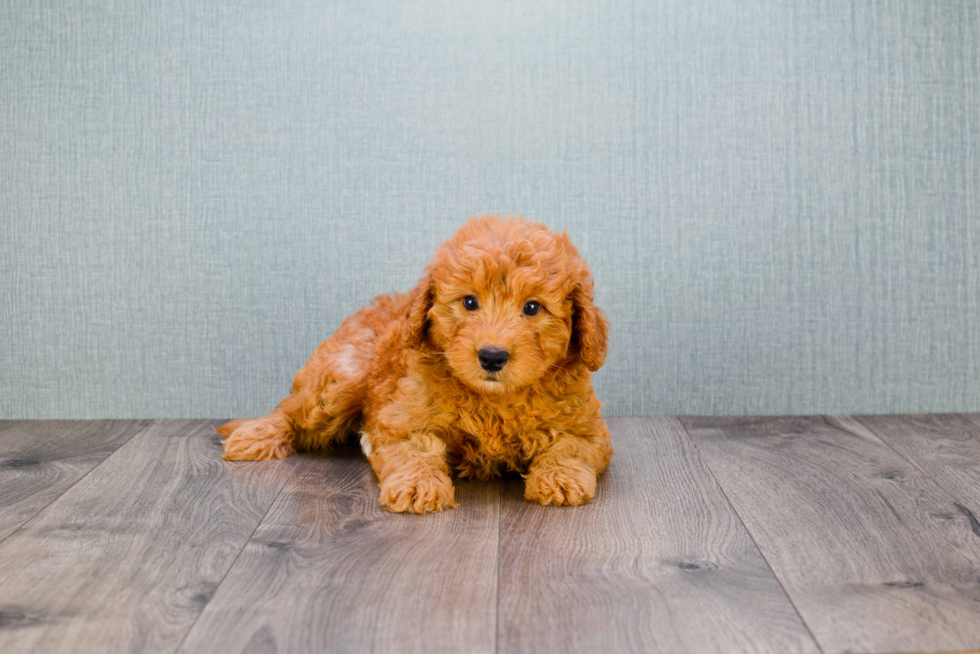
[568,259,609,371]
[404,273,435,348]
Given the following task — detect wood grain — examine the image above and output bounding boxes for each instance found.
[0,420,148,542]
[857,414,980,516]
[0,420,298,654]
[682,415,980,654]
[496,417,818,654]
[179,443,499,654]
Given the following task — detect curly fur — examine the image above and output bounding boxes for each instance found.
[218,215,613,513]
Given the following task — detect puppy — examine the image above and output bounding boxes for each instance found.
[218,215,613,513]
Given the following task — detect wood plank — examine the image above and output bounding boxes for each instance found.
[179,443,499,654]
[0,420,298,654]
[497,417,818,654]
[681,415,980,654]
[0,420,148,542]
[857,414,980,515]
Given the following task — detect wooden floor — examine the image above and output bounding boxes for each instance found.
[1,416,980,653]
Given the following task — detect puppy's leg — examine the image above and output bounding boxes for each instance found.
[361,431,458,514]
[524,420,613,507]
[218,411,297,461]
[219,314,375,461]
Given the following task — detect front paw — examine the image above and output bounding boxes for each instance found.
[524,460,597,507]
[378,469,458,514]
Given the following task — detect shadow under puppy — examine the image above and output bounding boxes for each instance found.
[218,215,613,513]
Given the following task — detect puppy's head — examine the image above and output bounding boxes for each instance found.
[405,215,609,395]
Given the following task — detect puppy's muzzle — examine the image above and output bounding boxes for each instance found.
[478,348,509,373]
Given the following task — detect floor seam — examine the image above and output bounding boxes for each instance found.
[173,450,293,653]
[0,419,153,548]
[852,414,980,541]
[494,479,502,654]
[674,417,826,654]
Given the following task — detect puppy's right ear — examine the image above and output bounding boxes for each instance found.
[404,273,434,348]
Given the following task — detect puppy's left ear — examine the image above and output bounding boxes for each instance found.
[569,258,610,372]
[404,273,434,349]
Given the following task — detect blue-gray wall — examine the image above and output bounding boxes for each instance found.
[2,1,978,419]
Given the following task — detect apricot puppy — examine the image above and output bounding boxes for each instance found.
[218,215,613,513]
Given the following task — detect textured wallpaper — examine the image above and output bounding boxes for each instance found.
[1,0,978,419]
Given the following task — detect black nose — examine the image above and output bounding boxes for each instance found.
[478,348,509,372]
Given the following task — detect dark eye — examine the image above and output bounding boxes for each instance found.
[523,300,541,316]
[462,295,479,311]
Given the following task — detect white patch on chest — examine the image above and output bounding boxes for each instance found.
[359,431,373,458]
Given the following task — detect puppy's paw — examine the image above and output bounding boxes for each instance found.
[378,468,458,514]
[524,460,597,507]
[218,418,295,461]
